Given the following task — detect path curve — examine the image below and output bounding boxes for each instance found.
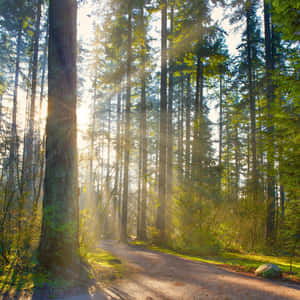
[100,240,300,300]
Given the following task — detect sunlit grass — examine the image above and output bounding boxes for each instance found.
[0,248,125,298]
[84,248,125,283]
[130,241,300,281]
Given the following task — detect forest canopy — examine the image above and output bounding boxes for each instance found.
[0,0,299,282]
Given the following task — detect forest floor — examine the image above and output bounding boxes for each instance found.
[2,241,300,299]
[98,240,300,300]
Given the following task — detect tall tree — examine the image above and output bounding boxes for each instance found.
[156,0,167,243]
[166,2,174,213]
[23,0,42,201]
[245,0,258,202]
[120,1,132,243]
[38,0,79,274]
[264,0,275,243]
[139,4,148,241]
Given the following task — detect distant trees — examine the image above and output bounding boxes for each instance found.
[0,0,48,264]
[84,0,299,256]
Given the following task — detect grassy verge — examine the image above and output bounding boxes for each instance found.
[129,240,300,282]
[0,248,125,298]
[84,247,126,283]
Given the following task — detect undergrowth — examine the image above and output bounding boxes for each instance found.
[0,247,125,298]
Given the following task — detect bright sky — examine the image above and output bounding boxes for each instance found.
[77,3,95,145]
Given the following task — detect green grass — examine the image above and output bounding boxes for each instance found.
[84,248,126,282]
[130,240,300,281]
[0,248,125,298]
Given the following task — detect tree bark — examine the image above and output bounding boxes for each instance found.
[178,78,184,178]
[156,0,167,242]
[114,88,121,238]
[219,74,223,167]
[166,3,174,215]
[191,57,203,182]
[8,20,22,198]
[264,0,276,243]
[246,2,258,202]
[38,0,79,274]
[185,75,191,179]
[121,3,132,243]
[140,5,148,240]
[24,0,42,201]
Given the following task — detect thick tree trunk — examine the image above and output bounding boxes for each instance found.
[121,4,132,243]
[156,0,167,242]
[38,0,79,274]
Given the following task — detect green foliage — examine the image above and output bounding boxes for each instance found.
[279,198,300,271]
[169,185,221,256]
[79,209,99,254]
[272,0,300,41]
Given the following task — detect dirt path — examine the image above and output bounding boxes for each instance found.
[100,240,300,300]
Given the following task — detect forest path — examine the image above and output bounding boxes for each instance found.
[99,240,300,300]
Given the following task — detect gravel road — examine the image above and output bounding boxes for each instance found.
[99,240,300,300]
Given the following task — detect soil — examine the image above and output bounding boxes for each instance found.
[100,240,300,300]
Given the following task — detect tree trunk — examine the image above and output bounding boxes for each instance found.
[38,0,79,274]
[178,78,184,178]
[88,80,96,210]
[121,3,132,243]
[8,20,22,198]
[137,126,142,238]
[246,3,258,201]
[106,97,111,180]
[114,88,121,238]
[219,74,223,167]
[191,57,203,182]
[185,75,191,179]
[24,0,42,201]
[156,0,167,242]
[264,0,276,243]
[140,6,148,240]
[234,125,240,201]
[166,3,174,214]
